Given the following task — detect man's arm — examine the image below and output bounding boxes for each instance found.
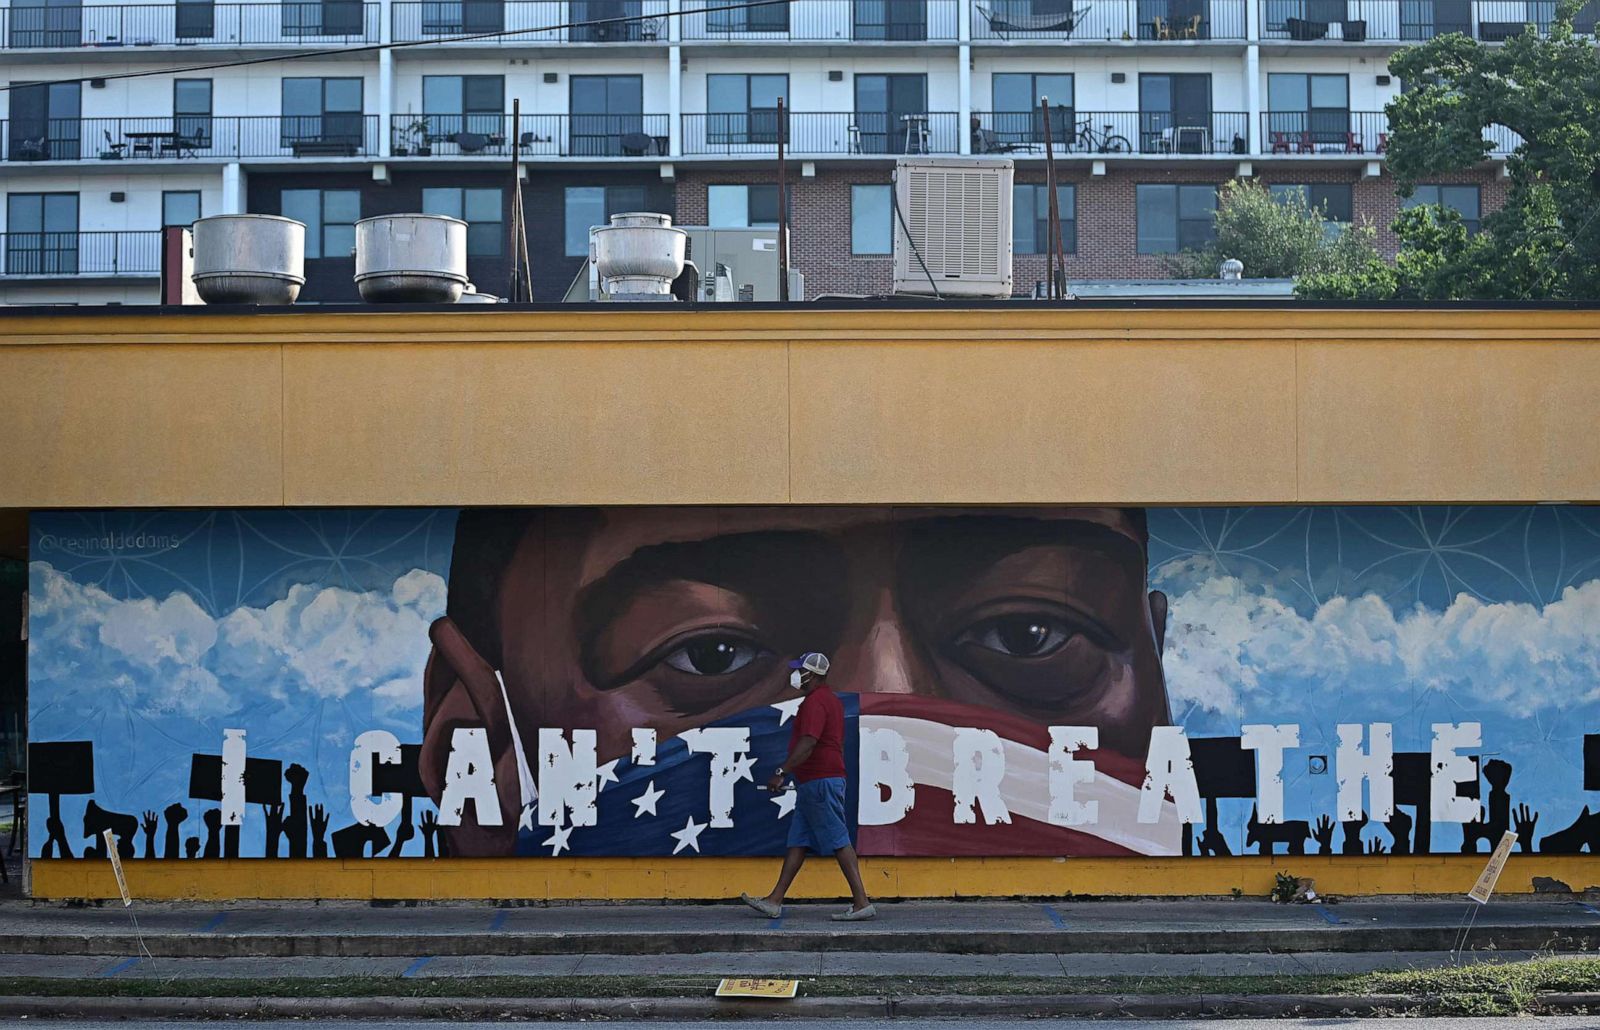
[769,736,817,789]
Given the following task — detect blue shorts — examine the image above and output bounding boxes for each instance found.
[786,777,852,855]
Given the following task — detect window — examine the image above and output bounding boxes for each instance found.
[706,0,788,32]
[1136,183,1217,253]
[569,75,645,156]
[1139,73,1211,152]
[1267,73,1350,147]
[854,0,927,40]
[1402,184,1481,232]
[10,0,84,47]
[707,185,780,228]
[851,184,892,255]
[174,79,213,148]
[420,0,505,34]
[422,186,503,255]
[1268,183,1352,223]
[162,191,203,227]
[7,81,81,161]
[570,0,648,41]
[1014,183,1076,254]
[564,185,647,256]
[284,0,367,36]
[282,77,364,147]
[281,188,359,258]
[422,75,504,139]
[855,73,928,155]
[5,192,78,274]
[991,73,1072,147]
[706,74,788,145]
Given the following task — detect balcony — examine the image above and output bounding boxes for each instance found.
[680,111,959,154]
[0,2,379,49]
[679,0,960,40]
[0,231,161,277]
[389,113,671,156]
[970,0,1246,40]
[1260,111,1521,158]
[971,110,1250,154]
[1,116,380,161]
[391,0,671,42]
[1259,0,1598,41]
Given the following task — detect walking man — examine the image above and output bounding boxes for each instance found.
[741,652,876,921]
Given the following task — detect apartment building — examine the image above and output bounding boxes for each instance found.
[2,0,1583,304]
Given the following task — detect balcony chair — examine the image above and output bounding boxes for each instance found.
[1152,14,1170,36]
[971,124,1035,154]
[1376,132,1389,153]
[1178,13,1201,36]
[1343,130,1365,153]
[100,129,127,159]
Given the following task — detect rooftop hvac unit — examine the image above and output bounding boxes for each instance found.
[893,157,1014,298]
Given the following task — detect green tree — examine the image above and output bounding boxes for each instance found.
[1169,179,1327,278]
[1383,0,1600,298]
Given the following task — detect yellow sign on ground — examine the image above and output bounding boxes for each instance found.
[716,978,799,999]
[1468,831,1518,905]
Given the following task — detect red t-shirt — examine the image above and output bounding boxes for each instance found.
[789,684,847,782]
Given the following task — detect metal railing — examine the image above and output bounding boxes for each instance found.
[681,111,959,154]
[1260,0,1597,41]
[1,2,379,48]
[1260,110,1387,153]
[972,110,1249,154]
[970,0,1246,40]
[680,0,960,39]
[391,0,669,41]
[1,116,379,161]
[0,231,161,276]
[388,113,670,155]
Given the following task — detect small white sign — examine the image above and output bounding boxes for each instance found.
[753,238,777,251]
[103,829,131,908]
[1468,831,1518,905]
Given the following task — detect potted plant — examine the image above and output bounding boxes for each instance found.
[401,115,431,157]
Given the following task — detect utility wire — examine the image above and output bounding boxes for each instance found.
[0,0,798,93]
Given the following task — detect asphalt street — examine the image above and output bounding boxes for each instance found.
[22,1021,1600,1029]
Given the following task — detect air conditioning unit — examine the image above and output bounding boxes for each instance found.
[892,157,1014,298]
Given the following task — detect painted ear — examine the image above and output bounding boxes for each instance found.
[1148,590,1169,653]
[419,616,523,858]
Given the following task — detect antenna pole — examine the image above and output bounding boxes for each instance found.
[1039,94,1060,300]
[508,97,524,302]
[777,95,789,302]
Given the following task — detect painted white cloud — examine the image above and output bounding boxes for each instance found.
[1161,569,1600,718]
[28,563,446,719]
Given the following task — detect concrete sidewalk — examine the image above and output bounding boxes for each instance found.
[3,898,1599,957]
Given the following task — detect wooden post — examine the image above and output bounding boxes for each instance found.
[777,95,789,302]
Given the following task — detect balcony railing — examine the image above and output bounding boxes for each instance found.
[1260,0,1597,41]
[972,110,1249,154]
[1261,110,1387,153]
[0,2,379,48]
[680,0,960,39]
[391,0,669,41]
[681,111,959,154]
[1,116,379,161]
[389,113,671,155]
[0,231,161,276]
[970,0,1246,40]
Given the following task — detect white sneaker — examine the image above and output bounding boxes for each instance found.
[739,892,782,918]
[831,904,877,922]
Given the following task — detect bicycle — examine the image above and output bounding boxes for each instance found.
[1074,118,1132,153]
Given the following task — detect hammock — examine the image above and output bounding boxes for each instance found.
[975,1,1088,33]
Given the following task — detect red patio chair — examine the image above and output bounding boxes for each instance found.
[1344,131,1365,153]
[1376,132,1389,154]
[1295,130,1315,153]
[1270,131,1291,154]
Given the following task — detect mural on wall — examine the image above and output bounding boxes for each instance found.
[25,506,1600,860]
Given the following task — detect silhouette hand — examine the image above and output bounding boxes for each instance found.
[1366,837,1387,855]
[1313,814,1335,852]
[164,802,188,825]
[203,808,221,830]
[285,763,309,791]
[264,802,284,836]
[142,810,158,836]
[420,809,438,837]
[309,804,329,838]
[1514,803,1538,849]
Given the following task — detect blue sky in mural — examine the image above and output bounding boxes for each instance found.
[27,505,1600,856]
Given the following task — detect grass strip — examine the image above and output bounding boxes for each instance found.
[1,954,1598,1013]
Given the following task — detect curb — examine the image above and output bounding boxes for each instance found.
[4,925,1599,958]
[4,991,1599,1020]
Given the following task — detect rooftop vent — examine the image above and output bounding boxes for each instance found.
[893,157,1014,298]
[1219,258,1244,281]
[190,214,306,305]
[354,213,468,304]
[593,212,686,299]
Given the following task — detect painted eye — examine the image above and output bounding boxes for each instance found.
[662,637,765,676]
[965,616,1072,658]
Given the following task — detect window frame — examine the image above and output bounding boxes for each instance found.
[1403,183,1481,233]
[1135,182,1217,254]
[1013,182,1077,255]
[421,185,504,256]
[850,183,893,255]
[280,187,360,259]
[161,190,203,227]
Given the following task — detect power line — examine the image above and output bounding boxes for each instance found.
[0,0,798,94]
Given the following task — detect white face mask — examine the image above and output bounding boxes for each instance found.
[789,669,807,690]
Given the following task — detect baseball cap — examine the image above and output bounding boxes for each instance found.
[787,652,831,676]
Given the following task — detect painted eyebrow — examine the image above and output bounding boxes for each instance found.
[894,516,1149,571]
[573,530,848,679]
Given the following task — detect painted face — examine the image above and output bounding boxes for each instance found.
[485,507,1170,765]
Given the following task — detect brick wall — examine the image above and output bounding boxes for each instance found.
[676,161,1505,295]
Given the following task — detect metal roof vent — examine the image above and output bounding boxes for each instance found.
[1220,258,1244,281]
[190,214,306,305]
[354,213,469,304]
[593,212,686,299]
